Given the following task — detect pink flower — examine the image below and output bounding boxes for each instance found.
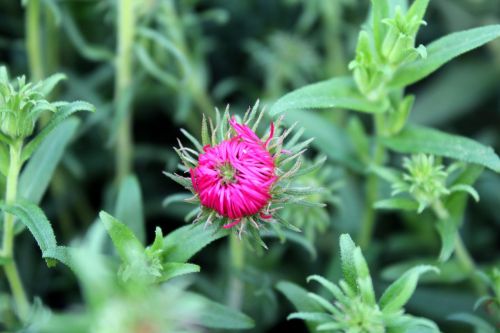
[190,118,277,228]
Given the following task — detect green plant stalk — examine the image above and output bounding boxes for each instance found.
[2,141,29,320]
[26,0,43,81]
[358,114,386,249]
[115,0,135,182]
[432,200,486,295]
[228,232,245,310]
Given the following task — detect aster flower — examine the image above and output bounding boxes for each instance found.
[166,102,324,245]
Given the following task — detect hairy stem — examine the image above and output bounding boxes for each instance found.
[432,200,487,295]
[228,232,245,310]
[2,141,29,320]
[115,0,135,182]
[358,114,385,249]
[25,0,43,81]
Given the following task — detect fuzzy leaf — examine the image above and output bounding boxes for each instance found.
[114,175,145,244]
[99,211,144,263]
[188,293,255,329]
[270,77,389,116]
[159,262,200,282]
[162,222,228,263]
[380,265,439,313]
[22,101,95,162]
[435,217,457,263]
[391,25,500,87]
[0,199,59,267]
[19,118,79,205]
[276,281,325,332]
[287,312,332,323]
[339,233,358,293]
[353,247,376,305]
[381,125,500,172]
[374,198,419,211]
[436,165,483,261]
[448,313,495,333]
[37,73,66,97]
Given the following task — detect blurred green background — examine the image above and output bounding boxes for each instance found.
[0,0,499,332]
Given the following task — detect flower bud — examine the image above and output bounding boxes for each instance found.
[167,102,323,246]
[0,75,43,139]
[381,7,427,66]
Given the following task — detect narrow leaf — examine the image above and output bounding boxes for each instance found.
[114,175,145,243]
[162,222,228,263]
[381,125,500,172]
[380,265,439,313]
[19,118,79,205]
[270,77,389,116]
[374,198,419,211]
[0,199,58,266]
[276,281,324,332]
[339,233,358,292]
[22,101,95,162]
[159,262,200,282]
[188,293,255,329]
[99,211,144,263]
[391,25,500,87]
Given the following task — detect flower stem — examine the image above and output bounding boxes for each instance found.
[2,141,29,320]
[431,200,487,295]
[25,0,44,81]
[228,232,244,309]
[358,114,385,249]
[115,0,135,182]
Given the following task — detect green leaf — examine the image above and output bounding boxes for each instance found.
[381,259,468,284]
[276,281,324,332]
[99,211,144,263]
[411,61,498,126]
[353,247,376,306]
[435,218,457,263]
[260,229,317,260]
[287,312,332,323]
[162,222,228,263]
[42,246,75,269]
[159,262,200,282]
[37,73,66,97]
[448,313,496,333]
[391,25,500,87]
[339,233,358,293]
[281,110,362,171]
[22,101,95,162]
[19,118,79,205]
[379,265,439,313]
[114,175,145,244]
[381,125,500,172]
[437,165,483,261]
[374,198,419,211]
[372,0,389,53]
[0,199,58,266]
[188,293,255,329]
[270,77,389,116]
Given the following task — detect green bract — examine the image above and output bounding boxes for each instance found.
[0,68,63,140]
[281,234,440,333]
[375,154,479,214]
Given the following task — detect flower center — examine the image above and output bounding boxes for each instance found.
[218,162,237,185]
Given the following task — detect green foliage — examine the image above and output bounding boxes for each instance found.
[0,0,498,332]
[391,25,500,87]
[279,234,440,333]
[381,125,500,173]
